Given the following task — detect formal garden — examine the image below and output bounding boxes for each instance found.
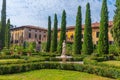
[0,0,120,80]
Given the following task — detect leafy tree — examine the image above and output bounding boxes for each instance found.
[83,3,93,55]
[57,10,66,53]
[111,0,120,52]
[98,0,109,55]
[46,16,51,52]
[0,0,6,49]
[73,6,82,54]
[51,14,58,52]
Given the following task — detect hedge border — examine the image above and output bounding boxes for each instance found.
[0,62,120,79]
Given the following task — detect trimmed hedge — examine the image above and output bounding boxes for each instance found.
[0,62,120,79]
[0,55,20,59]
[84,57,120,69]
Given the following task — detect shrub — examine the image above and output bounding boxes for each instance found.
[109,45,119,56]
[0,62,119,78]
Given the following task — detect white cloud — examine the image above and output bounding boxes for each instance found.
[0,0,116,28]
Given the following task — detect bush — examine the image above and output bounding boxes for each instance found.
[0,62,119,78]
[0,55,20,59]
[109,45,119,56]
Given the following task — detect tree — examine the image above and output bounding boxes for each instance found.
[0,21,1,32]
[5,19,10,49]
[98,0,109,55]
[51,14,58,52]
[83,3,93,55]
[73,6,82,54]
[0,0,6,49]
[111,0,120,51]
[57,10,66,53]
[46,16,51,52]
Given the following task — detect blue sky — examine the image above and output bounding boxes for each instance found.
[0,0,116,28]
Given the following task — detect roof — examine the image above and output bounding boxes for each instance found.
[58,21,113,31]
[11,25,47,31]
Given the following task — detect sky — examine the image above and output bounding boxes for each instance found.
[0,0,116,28]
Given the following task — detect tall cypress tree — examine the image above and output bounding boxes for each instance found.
[57,10,66,53]
[0,0,6,49]
[5,19,10,49]
[73,6,82,54]
[98,0,109,55]
[0,21,1,32]
[51,14,58,52]
[83,3,93,55]
[111,0,120,51]
[46,16,51,52]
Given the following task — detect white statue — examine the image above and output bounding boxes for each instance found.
[61,40,66,56]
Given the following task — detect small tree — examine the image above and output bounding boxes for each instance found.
[83,3,93,55]
[57,10,66,53]
[51,14,58,52]
[73,6,82,54]
[98,0,109,55]
[46,16,51,52]
[111,0,120,52]
[5,19,10,49]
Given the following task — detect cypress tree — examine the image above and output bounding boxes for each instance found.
[73,6,82,54]
[5,19,10,49]
[0,0,6,49]
[0,21,1,32]
[98,0,109,55]
[46,16,51,52]
[111,0,120,51]
[51,14,58,52]
[83,3,93,55]
[57,10,66,53]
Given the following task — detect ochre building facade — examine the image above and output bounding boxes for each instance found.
[58,21,113,45]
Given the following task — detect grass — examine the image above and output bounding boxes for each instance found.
[0,69,113,80]
[100,60,120,67]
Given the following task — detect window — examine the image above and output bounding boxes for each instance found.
[29,33,31,38]
[39,35,41,40]
[96,41,98,44]
[70,34,74,40]
[96,32,99,38]
[29,29,31,31]
[35,34,37,38]
[44,35,46,38]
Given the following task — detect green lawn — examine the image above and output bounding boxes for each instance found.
[0,69,113,80]
[101,61,120,67]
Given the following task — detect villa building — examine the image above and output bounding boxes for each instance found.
[58,21,113,45]
[11,21,114,45]
[10,25,47,45]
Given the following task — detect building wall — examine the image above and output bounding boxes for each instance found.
[58,26,114,45]
[11,27,47,44]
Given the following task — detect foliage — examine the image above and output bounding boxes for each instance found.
[97,0,109,55]
[0,62,118,79]
[73,6,82,54]
[46,16,51,52]
[109,45,119,56]
[5,19,10,49]
[57,10,66,53]
[83,3,93,55]
[51,14,58,52]
[0,0,6,49]
[111,0,120,51]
